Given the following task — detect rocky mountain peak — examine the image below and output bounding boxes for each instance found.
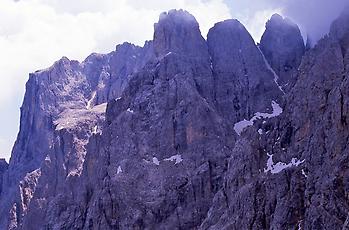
[2,7,349,230]
[153,9,208,58]
[260,13,305,91]
[207,18,283,120]
[208,19,260,72]
[330,5,349,53]
[268,13,297,28]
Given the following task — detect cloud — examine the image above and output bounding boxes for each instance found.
[227,0,348,43]
[0,0,231,161]
[281,0,348,43]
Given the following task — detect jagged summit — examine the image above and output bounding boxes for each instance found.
[260,13,305,91]
[158,9,197,23]
[207,17,283,122]
[330,6,349,52]
[268,13,300,29]
[2,8,349,230]
[209,19,246,34]
[154,9,208,58]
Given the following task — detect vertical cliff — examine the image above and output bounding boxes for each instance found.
[1,7,349,230]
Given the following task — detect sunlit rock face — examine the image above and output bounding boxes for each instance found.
[0,38,154,229]
[1,8,349,230]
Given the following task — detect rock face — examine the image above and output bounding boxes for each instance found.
[201,9,349,230]
[1,8,349,230]
[0,41,154,229]
[0,159,8,195]
[260,14,305,92]
[207,19,282,123]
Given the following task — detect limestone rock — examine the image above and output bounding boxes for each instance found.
[260,14,305,91]
[0,159,8,195]
[2,8,349,230]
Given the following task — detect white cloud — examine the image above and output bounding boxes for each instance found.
[0,0,232,161]
[240,8,282,42]
[227,0,348,43]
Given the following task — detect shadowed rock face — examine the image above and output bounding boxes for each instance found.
[260,14,305,92]
[154,9,209,58]
[207,19,283,123]
[0,159,8,195]
[1,8,349,230]
[201,10,349,230]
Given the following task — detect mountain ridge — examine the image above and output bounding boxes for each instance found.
[0,8,348,229]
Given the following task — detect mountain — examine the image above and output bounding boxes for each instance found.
[0,8,348,229]
[260,13,305,92]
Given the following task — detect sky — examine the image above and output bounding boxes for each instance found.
[0,0,347,162]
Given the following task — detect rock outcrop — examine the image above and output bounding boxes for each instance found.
[260,14,305,92]
[0,41,154,229]
[207,19,282,123]
[1,8,349,230]
[201,9,349,230]
[0,159,8,195]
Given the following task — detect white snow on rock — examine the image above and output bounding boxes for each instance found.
[86,91,97,109]
[115,97,121,102]
[117,166,123,174]
[302,169,308,178]
[92,125,98,134]
[264,153,305,174]
[158,52,173,62]
[152,157,160,166]
[234,101,283,135]
[258,47,285,94]
[234,119,254,136]
[164,154,183,165]
[164,52,173,57]
[127,108,134,113]
[258,129,263,135]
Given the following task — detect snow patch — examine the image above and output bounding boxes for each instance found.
[117,166,122,174]
[234,119,254,136]
[127,108,134,113]
[164,52,172,57]
[86,91,97,109]
[234,101,283,135]
[152,157,160,166]
[164,154,183,165]
[115,97,121,102]
[258,129,263,135]
[264,153,305,174]
[302,169,308,178]
[258,47,285,94]
[92,125,98,134]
